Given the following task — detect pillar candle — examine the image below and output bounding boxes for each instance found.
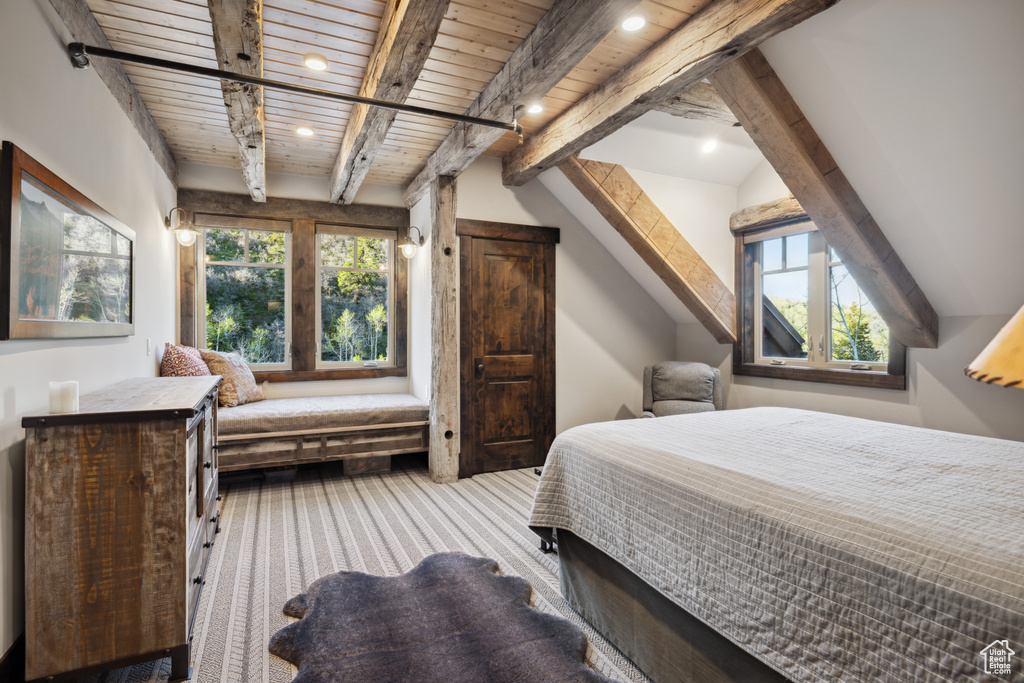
[48,381,79,414]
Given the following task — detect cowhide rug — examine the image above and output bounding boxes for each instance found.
[268,552,616,683]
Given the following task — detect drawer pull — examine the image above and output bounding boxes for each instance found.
[204,461,212,469]
[193,575,202,585]
[203,541,212,549]
[216,494,222,501]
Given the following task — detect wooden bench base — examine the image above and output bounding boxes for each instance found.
[217,421,429,473]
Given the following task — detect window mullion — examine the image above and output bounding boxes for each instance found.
[806,233,827,367]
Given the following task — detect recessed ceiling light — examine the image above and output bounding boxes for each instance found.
[527,103,543,114]
[303,53,328,71]
[621,15,645,31]
[702,139,718,153]
[296,126,315,137]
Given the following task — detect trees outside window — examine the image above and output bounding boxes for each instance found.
[200,226,290,368]
[316,228,395,367]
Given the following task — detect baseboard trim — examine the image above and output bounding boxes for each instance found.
[0,633,25,683]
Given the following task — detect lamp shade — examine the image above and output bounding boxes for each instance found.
[965,304,1024,388]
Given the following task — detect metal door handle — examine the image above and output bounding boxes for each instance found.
[475,358,484,377]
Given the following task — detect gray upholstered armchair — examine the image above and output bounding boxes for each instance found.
[641,361,722,418]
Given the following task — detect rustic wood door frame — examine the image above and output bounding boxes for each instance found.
[457,219,559,478]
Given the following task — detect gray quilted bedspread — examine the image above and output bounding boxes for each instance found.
[529,407,1024,682]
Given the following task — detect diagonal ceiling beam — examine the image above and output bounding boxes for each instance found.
[501,0,839,187]
[560,156,736,343]
[402,0,642,209]
[47,0,177,183]
[653,82,740,127]
[329,0,451,204]
[208,0,265,202]
[710,49,938,348]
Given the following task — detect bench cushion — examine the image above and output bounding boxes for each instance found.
[218,393,429,436]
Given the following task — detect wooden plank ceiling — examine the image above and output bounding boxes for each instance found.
[85,0,710,188]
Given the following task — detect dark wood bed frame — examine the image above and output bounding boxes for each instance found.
[555,530,789,683]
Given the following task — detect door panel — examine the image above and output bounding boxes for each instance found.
[460,231,555,477]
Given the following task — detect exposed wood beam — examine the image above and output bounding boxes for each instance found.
[430,175,460,483]
[559,157,736,343]
[653,82,740,127]
[176,189,408,228]
[730,194,807,233]
[329,0,450,204]
[710,49,938,348]
[208,0,265,202]
[502,0,839,187]
[46,0,177,183]
[402,0,642,208]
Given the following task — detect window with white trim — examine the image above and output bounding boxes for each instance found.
[315,224,396,368]
[197,217,291,370]
[736,220,904,388]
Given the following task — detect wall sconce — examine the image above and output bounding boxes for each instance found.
[400,226,425,259]
[165,207,198,247]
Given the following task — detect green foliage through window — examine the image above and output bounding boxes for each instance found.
[319,233,392,364]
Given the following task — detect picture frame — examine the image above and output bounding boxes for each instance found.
[1,141,135,340]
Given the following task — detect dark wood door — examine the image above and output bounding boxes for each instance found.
[459,221,557,477]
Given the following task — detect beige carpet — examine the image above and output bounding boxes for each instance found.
[87,458,649,683]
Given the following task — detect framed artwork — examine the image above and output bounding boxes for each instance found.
[1,142,135,339]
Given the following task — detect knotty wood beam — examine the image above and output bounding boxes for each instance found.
[653,82,740,127]
[710,49,938,348]
[730,194,807,233]
[208,0,266,202]
[560,157,736,343]
[430,175,460,483]
[329,0,450,204]
[402,0,641,208]
[502,0,838,187]
[46,0,177,183]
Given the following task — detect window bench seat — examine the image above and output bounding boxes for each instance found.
[216,393,429,474]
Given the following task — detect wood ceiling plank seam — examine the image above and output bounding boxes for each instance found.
[89,0,213,21]
[433,33,516,64]
[261,17,379,49]
[90,15,216,46]
[88,0,213,33]
[102,34,218,60]
[261,25,376,60]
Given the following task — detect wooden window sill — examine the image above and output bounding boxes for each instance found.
[734,363,905,390]
[254,367,407,383]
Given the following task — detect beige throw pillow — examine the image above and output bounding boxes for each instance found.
[200,349,264,407]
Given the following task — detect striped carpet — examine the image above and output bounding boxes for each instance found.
[89,458,649,683]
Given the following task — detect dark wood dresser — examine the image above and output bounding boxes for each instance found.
[22,376,221,682]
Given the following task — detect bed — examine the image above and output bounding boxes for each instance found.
[529,407,1024,683]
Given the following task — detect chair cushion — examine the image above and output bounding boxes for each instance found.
[650,362,715,404]
[218,393,429,436]
[651,400,717,417]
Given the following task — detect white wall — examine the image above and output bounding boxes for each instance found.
[453,157,677,430]
[737,160,788,209]
[177,163,412,398]
[0,0,178,657]
[407,196,432,402]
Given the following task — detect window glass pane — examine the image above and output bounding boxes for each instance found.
[320,234,354,267]
[115,233,131,256]
[829,264,889,362]
[320,270,390,362]
[358,237,389,270]
[249,230,286,264]
[762,270,808,358]
[785,233,809,268]
[206,228,244,262]
[762,238,783,272]
[63,213,114,253]
[205,264,286,363]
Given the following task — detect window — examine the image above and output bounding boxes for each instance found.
[179,194,410,382]
[197,216,291,370]
[736,221,905,389]
[316,225,396,368]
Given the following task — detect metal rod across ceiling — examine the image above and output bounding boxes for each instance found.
[66,43,522,134]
